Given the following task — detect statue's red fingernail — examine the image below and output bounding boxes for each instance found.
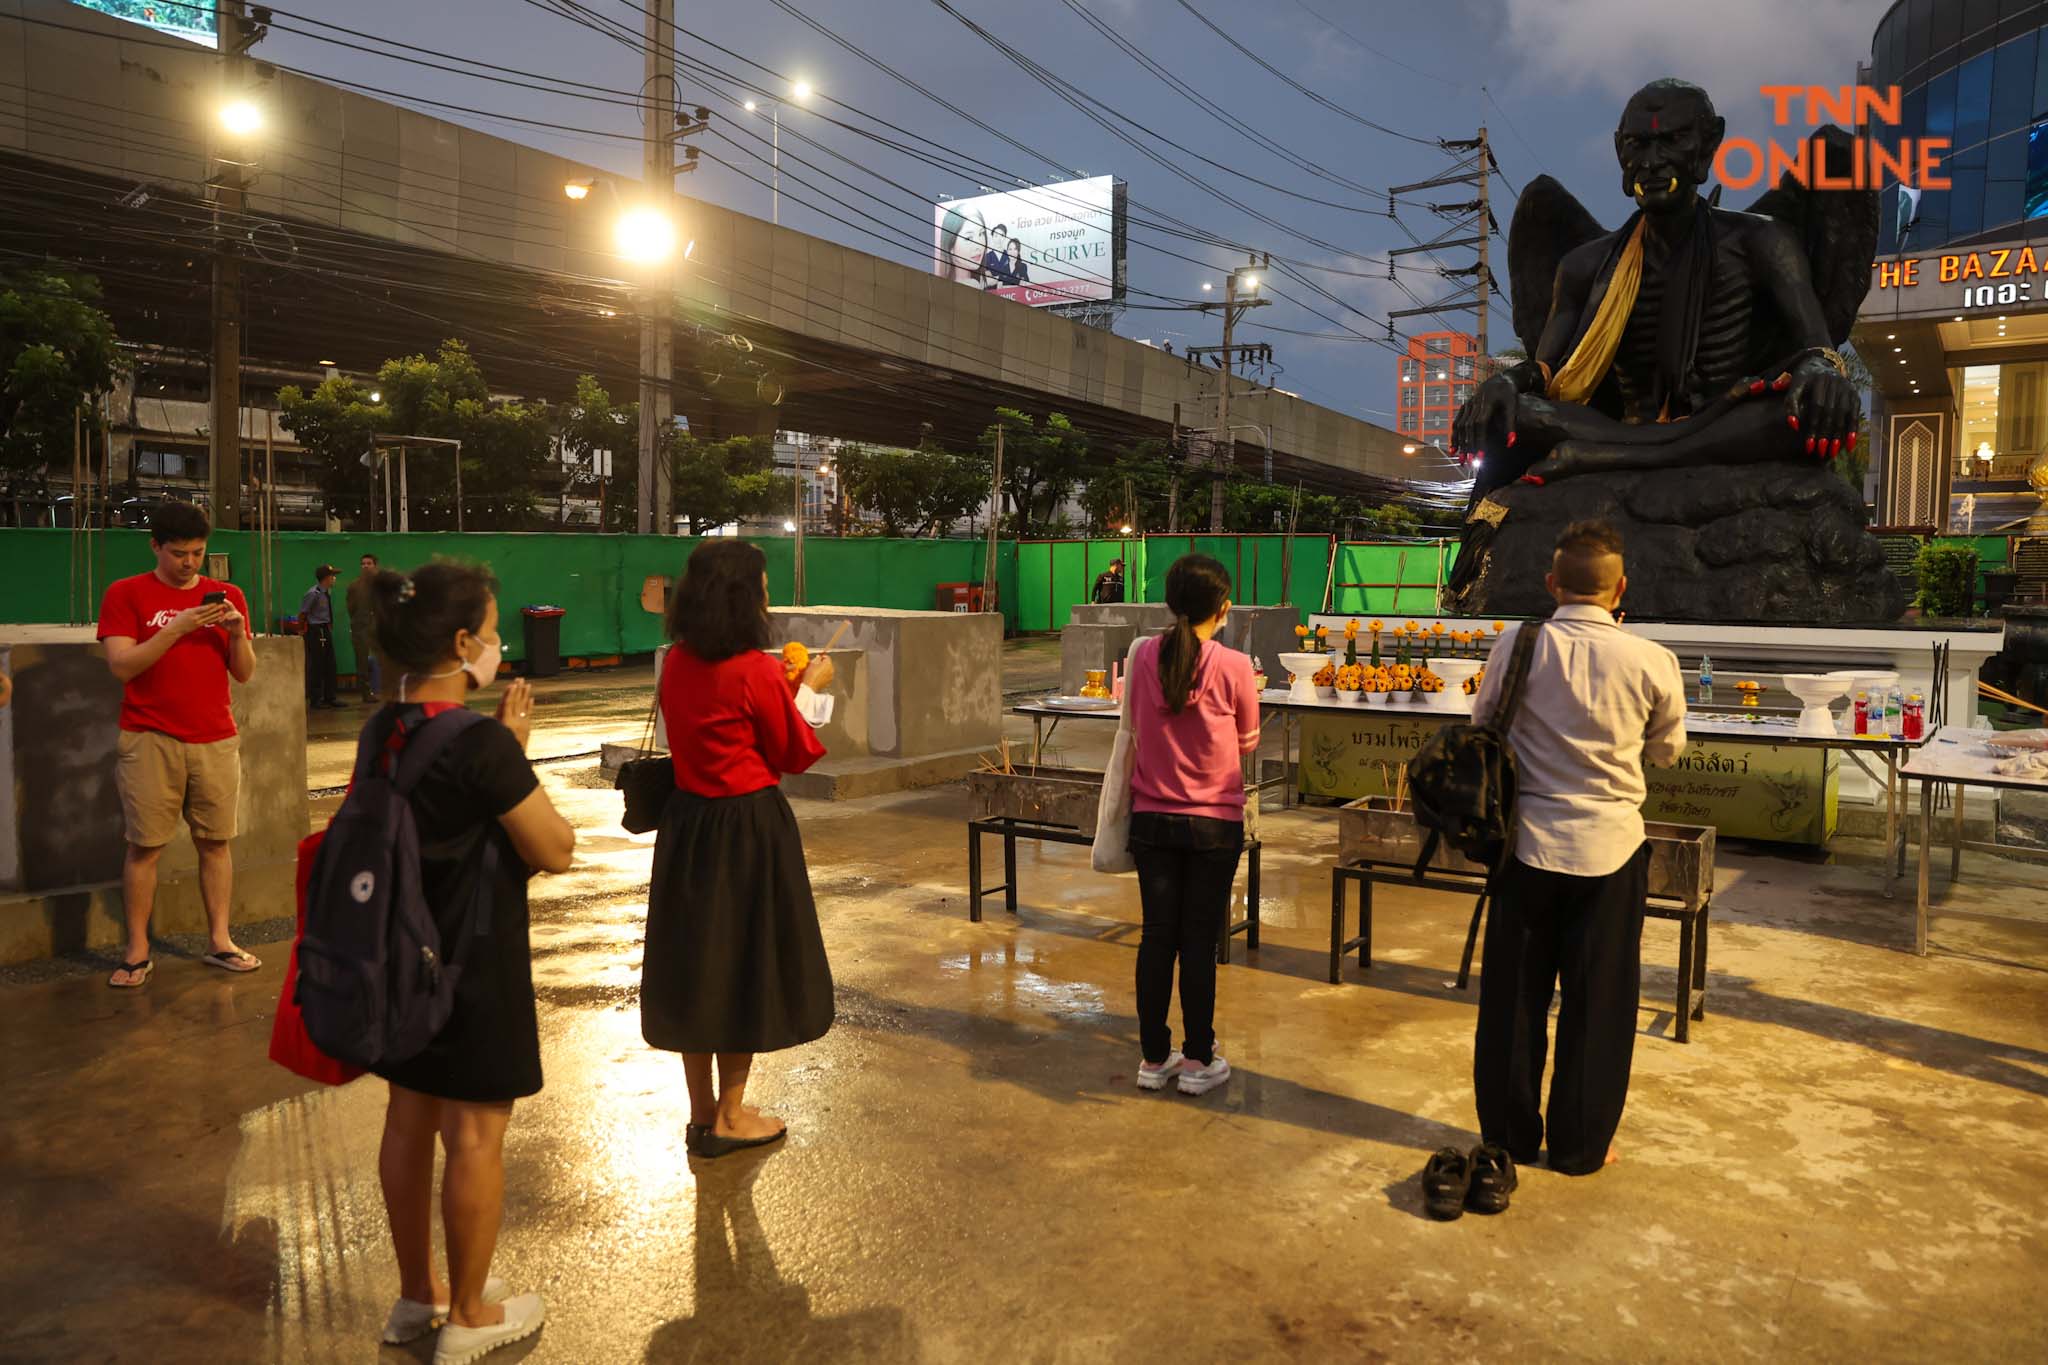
[1519,474,1545,486]
[1507,431,1518,448]
[1806,436,1817,454]
[1831,438,1843,456]
[1847,432,1859,451]
[1749,380,1766,395]
[1773,373,1791,391]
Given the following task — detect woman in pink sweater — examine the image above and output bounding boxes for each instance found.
[1122,554,1261,1095]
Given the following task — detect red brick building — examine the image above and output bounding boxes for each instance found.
[1396,331,1481,450]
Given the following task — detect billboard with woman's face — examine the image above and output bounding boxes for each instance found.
[932,176,1125,307]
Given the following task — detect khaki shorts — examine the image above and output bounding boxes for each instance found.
[115,730,241,847]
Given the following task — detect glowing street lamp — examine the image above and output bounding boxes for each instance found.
[218,99,263,137]
[614,206,677,264]
[563,177,594,201]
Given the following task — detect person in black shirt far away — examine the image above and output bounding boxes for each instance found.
[1092,558,1126,604]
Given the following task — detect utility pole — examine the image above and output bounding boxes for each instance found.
[1476,126,1491,366]
[209,1,263,531]
[1387,129,1502,438]
[982,424,1003,616]
[1187,254,1271,532]
[639,0,678,535]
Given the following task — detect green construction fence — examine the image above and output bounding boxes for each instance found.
[1,528,1454,669]
[1329,541,1460,616]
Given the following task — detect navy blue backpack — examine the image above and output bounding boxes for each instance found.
[295,706,497,1070]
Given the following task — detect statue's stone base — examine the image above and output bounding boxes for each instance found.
[1447,462,1907,623]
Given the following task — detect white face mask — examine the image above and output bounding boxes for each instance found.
[462,636,502,690]
[397,633,501,701]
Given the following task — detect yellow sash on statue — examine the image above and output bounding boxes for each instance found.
[1545,218,1646,404]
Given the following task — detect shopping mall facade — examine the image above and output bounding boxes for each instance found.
[1857,0,2048,532]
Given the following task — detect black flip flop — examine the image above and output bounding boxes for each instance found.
[1465,1143,1519,1215]
[689,1126,788,1160]
[1422,1146,1472,1221]
[202,949,261,973]
[108,959,153,989]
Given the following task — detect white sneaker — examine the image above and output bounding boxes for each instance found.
[431,1291,545,1365]
[1135,1050,1185,1091]
[1177,1054,1231,1096]
[382,1276,509,1344]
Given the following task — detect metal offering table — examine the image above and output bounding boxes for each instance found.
[1329,802,1717,1043]
[965,764,1262,964]
[1904,727,2048,957]
[1263,691,1932,890]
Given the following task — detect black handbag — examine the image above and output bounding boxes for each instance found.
[616,659,674,835]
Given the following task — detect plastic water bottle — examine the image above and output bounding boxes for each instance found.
[1696,654,1714,706]
[1886,687,1903,735]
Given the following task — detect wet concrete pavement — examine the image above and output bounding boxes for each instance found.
[6,651,2048,1362]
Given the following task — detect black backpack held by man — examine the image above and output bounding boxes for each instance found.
[1406,621,1544,879]
[295,704,497,1070]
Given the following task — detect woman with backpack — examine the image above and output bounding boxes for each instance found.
[640,539,836,1159]
[1118,554,1260,1096]
[363,562,575,1364]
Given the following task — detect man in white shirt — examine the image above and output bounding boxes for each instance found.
[1468,519,1688,1176]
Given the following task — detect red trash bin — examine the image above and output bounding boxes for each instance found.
[935,583,984,612]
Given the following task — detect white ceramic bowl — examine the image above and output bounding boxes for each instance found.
[1278,651,1327,680]
[1784,673,1849,735]
[1429,658,1483,693]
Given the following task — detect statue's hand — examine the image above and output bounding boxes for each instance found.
[1784,356,1859,459]
[1453,373,1521,458]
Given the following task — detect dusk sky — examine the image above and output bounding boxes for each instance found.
[259,0,1894,430]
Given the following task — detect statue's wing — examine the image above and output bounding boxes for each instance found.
[1507,175,1606,355]
[1745,125,1878,346]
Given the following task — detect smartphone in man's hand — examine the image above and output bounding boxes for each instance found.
[201,591,227,606]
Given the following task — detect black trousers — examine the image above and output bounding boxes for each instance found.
[1473,845,1647,1176]
[303,625,338,705]
[1130,812,1243,1067]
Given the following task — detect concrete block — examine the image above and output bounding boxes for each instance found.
[1059,604,1295,685]
[771,608,1002,760]
[0,626,307,963]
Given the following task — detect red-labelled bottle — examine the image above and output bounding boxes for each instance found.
[1852,691,1869,736]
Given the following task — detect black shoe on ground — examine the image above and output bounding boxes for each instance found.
[1464,1143,1518,1214]
[1422,1146,1472,1221]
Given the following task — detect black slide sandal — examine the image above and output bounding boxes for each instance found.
[108,959,153,989]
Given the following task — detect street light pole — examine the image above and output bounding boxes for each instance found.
[209,1,261,532]
[638,0,678,536]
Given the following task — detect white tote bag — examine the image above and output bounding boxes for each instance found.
[1092,641,1145,875]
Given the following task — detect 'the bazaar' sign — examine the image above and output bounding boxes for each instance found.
[1871,248,2048,311]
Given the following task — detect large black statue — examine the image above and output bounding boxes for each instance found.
[1444,78,1896,622]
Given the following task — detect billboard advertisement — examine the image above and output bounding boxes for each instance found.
[66,2,217,48]
[933,175,1126,307]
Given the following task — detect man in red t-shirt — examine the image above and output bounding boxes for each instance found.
[95,501,260,988]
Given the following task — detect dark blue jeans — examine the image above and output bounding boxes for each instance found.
[1130,811,1244,1066]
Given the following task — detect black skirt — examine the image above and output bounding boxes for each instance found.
[640,786,835,1054]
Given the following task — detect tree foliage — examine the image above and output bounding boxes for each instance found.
[554,374,636,530]
[670,432,789,535]
[0,268,122,493]
[279,339,555,528]
[1079,439,1178,533]
[838,440,991,536]
[983,408,1088,535]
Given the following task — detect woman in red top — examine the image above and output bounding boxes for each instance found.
[640,540,837,1159]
